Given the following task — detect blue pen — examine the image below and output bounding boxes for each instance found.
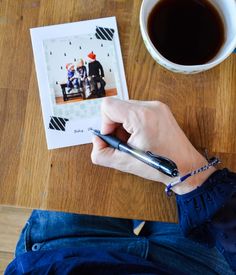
[89,128,179,178]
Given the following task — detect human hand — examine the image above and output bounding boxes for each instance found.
[91,98,215,194]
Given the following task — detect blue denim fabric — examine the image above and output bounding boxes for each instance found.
[15,210,233,275]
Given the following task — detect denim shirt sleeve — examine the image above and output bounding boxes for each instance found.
[176,168,236,272]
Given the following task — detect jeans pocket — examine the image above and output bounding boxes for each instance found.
[15,221,32,257]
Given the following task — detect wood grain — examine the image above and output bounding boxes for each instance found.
[0,206,31,253]
[0,206,31,272]
[0,251,14,274]
[0,0,235,222]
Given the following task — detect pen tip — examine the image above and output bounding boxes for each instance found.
[88,128,101,136]
[88,128,97,134]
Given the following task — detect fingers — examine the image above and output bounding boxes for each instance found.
[92,136,107,151]
[100,98,164,135]
[91,135,129,169]
[101,97,135,135]
[91,136,172,184]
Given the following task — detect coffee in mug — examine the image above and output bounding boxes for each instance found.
[140,0,236,74]
[147,0,225,65]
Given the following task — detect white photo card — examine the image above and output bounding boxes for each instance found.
[30,17,129,149]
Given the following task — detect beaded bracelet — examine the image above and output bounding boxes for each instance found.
[165,157,221,196]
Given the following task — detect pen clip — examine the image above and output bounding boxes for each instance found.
[146,151,179,177]
[146,151,175,165]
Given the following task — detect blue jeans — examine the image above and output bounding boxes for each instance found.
[16,210,233,275]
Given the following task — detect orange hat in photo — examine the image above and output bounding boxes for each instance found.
[88,51,96,60]
[66,63,74,70]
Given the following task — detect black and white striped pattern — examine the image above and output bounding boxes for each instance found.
[49,116,69,131]
[95,27,115,41]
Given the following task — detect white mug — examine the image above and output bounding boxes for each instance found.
[140,0,236,74]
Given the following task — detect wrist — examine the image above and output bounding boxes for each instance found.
[172,153,216,195]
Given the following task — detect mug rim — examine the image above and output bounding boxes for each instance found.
[140,0,236,71]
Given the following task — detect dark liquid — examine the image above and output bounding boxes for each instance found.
[148,0,225,65]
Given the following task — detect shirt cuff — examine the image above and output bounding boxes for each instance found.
[176,168,236,246]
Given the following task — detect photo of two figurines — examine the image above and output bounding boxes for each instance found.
[61,51,108,102]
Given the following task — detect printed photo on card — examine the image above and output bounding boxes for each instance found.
[30,17,128,149]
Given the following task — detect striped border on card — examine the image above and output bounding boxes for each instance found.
[95,27,115,41]
[49,116,69,131]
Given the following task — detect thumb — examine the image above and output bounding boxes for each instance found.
[91,136,133,170]
[91,137,172,184]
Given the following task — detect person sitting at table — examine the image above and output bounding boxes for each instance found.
[5,98,236,275]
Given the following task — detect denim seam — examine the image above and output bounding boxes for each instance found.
[25,221,33,252]
[144,239,149,260]
[136,238,149,259]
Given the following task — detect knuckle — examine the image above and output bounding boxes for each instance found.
[155,101,170,113]
[126,108,143,130]
[139,106,154,121]
[137,101,172,123]
[101,97,112,110]
[160,102,170,110]
[91,152,99,165]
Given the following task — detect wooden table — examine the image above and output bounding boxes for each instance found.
[0,0,235,222]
